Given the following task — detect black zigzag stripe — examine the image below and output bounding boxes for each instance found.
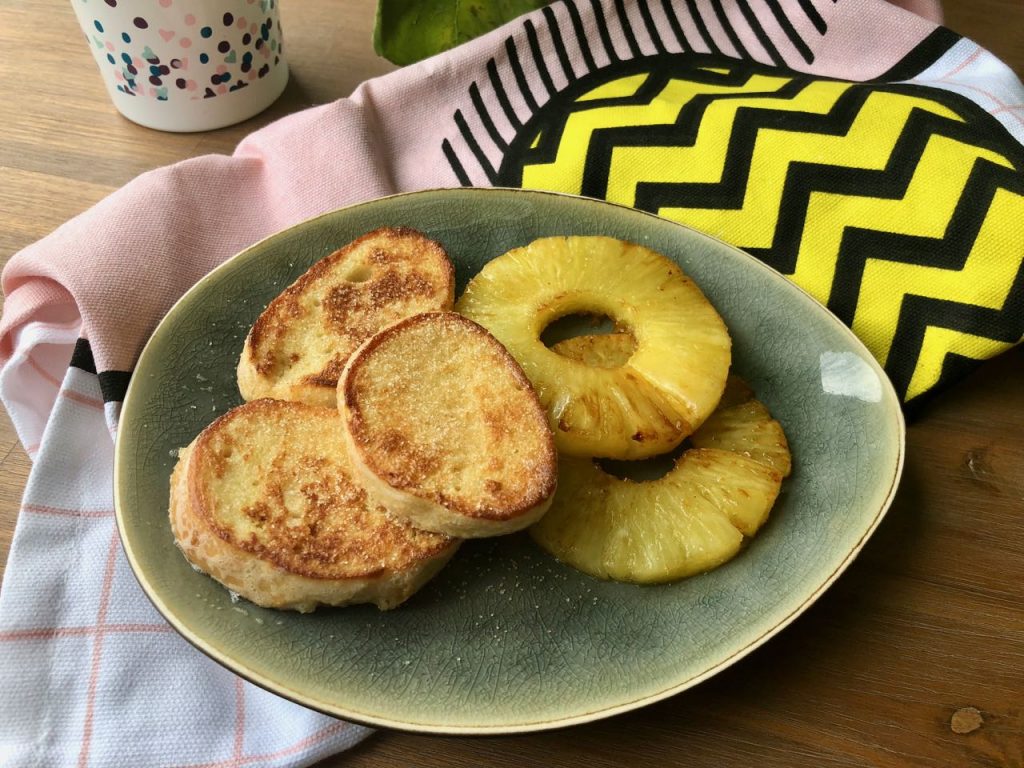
[827,157,1021,325]
[628,85,1024,274]
[586,77,817,201]
[893,257,1024,407]
[508,68,1023,404]
[630,79,866,213]
[572,70,812,200]
[903,341,1021,416]
[848,162,1024,401]
[749,99,1018,274]
[901,352,980,415]
[497,55,766,180]
[497,56,1024,191]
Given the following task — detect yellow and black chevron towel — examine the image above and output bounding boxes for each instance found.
[444,9,1024,411]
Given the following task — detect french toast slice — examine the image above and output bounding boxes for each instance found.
[339,312,558,538]
[169,399,458,612]
[238,227,455,408]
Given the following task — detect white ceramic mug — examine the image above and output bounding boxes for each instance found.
[70,0,289,132]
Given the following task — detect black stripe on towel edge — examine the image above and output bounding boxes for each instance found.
[69,338,131,403]
[542,5,577,81]
[796,0,827,34]
[612,0,644,58]
[659,0,692,50]
[524,19,557,99]
[70,338,97,374]
[556,0,597,73]
[683,0,718,54]
[635,0,668,54]
[873,27,961,82]
[99,371,132,404]
[734,0,785,66]
[442,139,473,186]
[708,0,750,59]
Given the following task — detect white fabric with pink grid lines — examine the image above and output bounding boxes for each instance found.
[0,321,371,767]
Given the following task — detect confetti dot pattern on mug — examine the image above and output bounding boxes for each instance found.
[82,3,284,102]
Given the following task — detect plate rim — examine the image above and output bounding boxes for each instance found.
[114,187,907,734]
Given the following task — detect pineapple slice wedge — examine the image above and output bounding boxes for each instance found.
[457,236,731,460]
[691,398,792,478]
[531,451,781,583]
[531,338,791,583]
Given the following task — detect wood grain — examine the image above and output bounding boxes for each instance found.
[1,1,1022,766]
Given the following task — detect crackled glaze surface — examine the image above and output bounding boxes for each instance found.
[115,188,904,733]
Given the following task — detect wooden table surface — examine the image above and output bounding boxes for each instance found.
[1,1,1021,766]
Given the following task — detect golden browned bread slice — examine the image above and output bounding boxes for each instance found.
[339,312,558,538]
[237,227,455,408]
[169,399,458,612]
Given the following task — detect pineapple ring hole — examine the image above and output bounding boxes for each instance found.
[598,440,688,482]
[540,312,636,366]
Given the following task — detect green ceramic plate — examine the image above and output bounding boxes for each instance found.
[115,188,905,734]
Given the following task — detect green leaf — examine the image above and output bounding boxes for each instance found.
[374,0,549,66]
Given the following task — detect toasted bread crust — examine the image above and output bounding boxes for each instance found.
[238,227,455,407]
[340,312,557,538]
[171,399,458,611]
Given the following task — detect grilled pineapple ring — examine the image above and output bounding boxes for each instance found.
[531,369,791,584]
[457,236,731,459]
